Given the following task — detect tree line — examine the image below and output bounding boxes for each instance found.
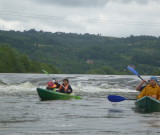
[0,45,59,73]
[0,29,160,75]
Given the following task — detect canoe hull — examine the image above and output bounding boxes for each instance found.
[135,96,160,113]
[37,88,81,100]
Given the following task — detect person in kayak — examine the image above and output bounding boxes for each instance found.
[57,78,73,94]
[137,76,160,100]
[46,80,59,90]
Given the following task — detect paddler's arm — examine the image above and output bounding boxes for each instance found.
[54,81,61,88]
[66,85,72,94]
[136,80,146,91]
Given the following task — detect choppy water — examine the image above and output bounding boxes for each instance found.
[0,73,160,135]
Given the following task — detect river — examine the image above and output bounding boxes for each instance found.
[0,73,159,135]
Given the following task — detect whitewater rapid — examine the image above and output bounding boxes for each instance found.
[0,73,149,98]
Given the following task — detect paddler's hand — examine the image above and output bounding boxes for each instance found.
[141,80,146,84]
[56,89,60,92]
[151,95,157,99]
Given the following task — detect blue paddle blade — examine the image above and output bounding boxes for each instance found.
[127,66,139,76]
[107,95,128,102]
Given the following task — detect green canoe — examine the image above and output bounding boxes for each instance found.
[135,96,160,113]
[37,87,81,100]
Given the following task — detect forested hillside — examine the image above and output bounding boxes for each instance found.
[0,45,59,73]
[0,29,160,75]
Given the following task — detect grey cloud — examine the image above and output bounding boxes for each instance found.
[0,0,160,37]
[116,0,160,4]
[30,0,160,7]
[30,0,109,7]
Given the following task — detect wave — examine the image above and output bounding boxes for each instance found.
[0,80,7,85]
[0,81,137,94]
[0,82,37,92]
[0,74,142,99]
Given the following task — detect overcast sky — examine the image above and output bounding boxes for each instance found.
[0,0,160,37]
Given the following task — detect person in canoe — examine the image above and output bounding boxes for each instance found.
[136,77,160,91]
[137,76,160,100]
[57,78,73,94]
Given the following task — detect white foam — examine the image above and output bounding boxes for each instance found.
[0,74,144,94]
[0,82,38,93]
[72,83,136,93]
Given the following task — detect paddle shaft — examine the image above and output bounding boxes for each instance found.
[138,76,144,81]
[42,69,66,89]
[48,74,56,81]
[126,99,136,100]
[42,70,56,80]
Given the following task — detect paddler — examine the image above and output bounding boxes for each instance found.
[57,78,73,94]
[136,77,160,91]
[46,80,59,90]
[137,76,160,100]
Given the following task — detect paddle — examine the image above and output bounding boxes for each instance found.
[41,69,65,89]
[41,69,56,81]
[127,66,144,81]
[107,66,144,103]
[107,95,133,102]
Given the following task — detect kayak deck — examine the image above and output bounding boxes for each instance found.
[37,88,81,100]
[135,96,160,113]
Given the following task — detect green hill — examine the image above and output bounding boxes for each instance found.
[0,29,160,75]
[0,45,59,73]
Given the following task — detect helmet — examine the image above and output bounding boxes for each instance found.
[150,76,157,82]
[47,81,57,88]
[47,81,54,87]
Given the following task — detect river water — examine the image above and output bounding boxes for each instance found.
[0,73,159,135]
